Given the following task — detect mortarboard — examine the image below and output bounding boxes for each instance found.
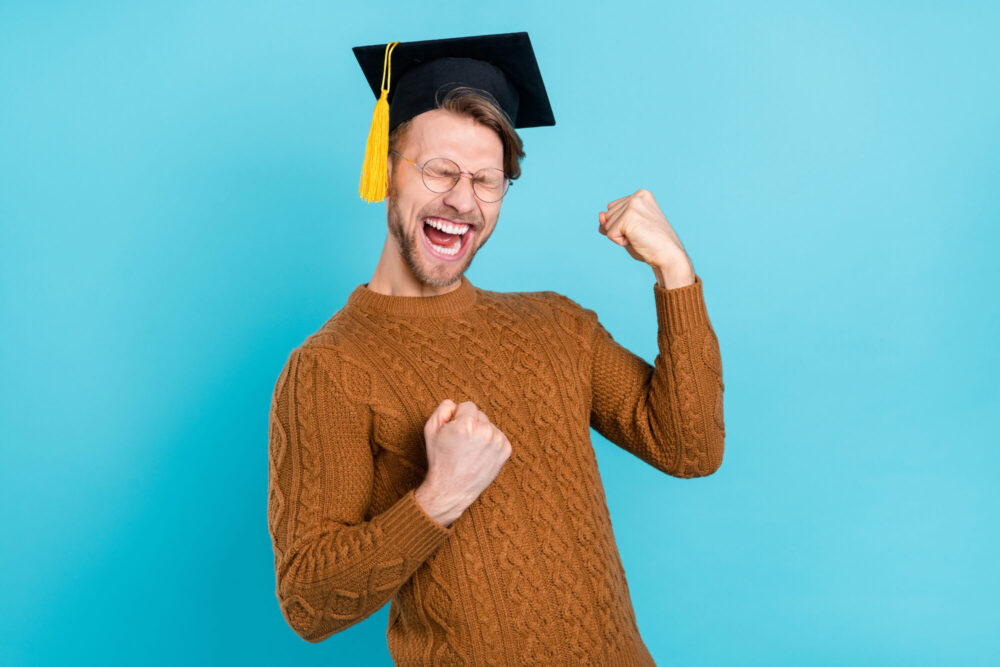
[352,31,555,203]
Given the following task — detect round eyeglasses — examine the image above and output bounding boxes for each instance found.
[390,150,512,203]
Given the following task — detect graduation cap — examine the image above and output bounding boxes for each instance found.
[352,31,555,202]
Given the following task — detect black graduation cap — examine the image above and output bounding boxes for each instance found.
[352,31,555,203]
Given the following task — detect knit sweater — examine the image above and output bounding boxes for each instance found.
[267,272,725,665]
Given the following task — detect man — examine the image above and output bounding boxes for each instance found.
[267,31,725,665]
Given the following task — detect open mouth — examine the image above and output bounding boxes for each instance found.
[421,216,475,261]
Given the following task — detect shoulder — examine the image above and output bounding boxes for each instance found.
[273,320,375,407]
[278,301,381,376]
[475,284,592,317]
[476,286,599,348]
[521,288,600,330]
[537,290,597,320]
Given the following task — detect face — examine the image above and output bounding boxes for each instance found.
[385,108,504,287]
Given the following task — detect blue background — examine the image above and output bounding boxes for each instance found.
[2,1,997,665]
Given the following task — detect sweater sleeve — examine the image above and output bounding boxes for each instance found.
[267,346,454,643]
[583,274,726,477]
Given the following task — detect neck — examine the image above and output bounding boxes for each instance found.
[350,269,477,318]
[367,238,465,297]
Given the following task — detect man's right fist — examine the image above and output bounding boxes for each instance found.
[414,399,512,528]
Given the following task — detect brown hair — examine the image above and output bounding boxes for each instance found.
[388,85,526,181]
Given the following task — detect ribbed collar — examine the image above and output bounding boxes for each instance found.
[347,273,478,317]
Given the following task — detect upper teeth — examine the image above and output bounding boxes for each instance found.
[425,217,471,235]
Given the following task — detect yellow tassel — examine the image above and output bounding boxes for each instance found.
[359,41,400,203]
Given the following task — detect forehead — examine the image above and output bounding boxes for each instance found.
[405,109,503,168]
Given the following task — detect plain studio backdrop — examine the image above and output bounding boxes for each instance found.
[1,1,997,665]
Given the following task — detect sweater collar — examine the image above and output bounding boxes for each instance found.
[347,273,478,317]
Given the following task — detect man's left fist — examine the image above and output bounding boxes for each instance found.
[598,189,693,277]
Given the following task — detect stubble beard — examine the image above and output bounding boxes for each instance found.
[386,185,480,288]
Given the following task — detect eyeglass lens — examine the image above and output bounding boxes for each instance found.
[421,158,508,202]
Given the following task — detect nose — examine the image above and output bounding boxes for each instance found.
[441,172,478,212]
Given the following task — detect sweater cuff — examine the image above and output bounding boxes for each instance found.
[379,488,454,561]
[654,273,709,333]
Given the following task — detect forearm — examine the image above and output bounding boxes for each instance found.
[268,347,453,643]
[275,488,451,642]
[588,274,725,477]
[646,281,725,476]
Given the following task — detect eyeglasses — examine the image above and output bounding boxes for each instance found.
[389,150,512,203]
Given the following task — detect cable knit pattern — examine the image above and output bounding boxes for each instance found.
[266,272,725,665]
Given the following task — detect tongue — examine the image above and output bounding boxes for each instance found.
[424,221,460,247]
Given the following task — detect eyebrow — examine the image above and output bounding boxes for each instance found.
[426,155,504,171]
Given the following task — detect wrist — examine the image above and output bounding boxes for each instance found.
[652,262,695,290]
[414,482,464,528]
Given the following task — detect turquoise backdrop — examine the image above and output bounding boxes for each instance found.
[2,1,997,665]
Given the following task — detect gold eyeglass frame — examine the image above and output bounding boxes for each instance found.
[389,150,512,203]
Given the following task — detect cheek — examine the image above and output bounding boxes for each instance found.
[484,206,501,228]
[402,193,437,224]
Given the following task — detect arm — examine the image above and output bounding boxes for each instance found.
[267,346,453,642]
[582,274,726,477]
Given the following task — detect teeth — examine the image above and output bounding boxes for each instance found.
[428,236,462,255]
[424,217,470,235]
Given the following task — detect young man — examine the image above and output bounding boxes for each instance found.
[267,32,725,665]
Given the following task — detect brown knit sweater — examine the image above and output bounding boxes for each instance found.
[267,272,725,665]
